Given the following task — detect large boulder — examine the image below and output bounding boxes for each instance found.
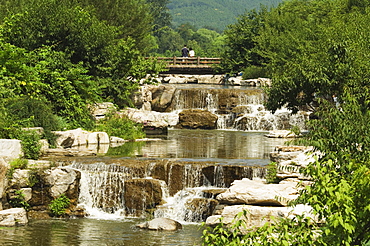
[91,102,116,120]
[136,217,182,231]
[149,85,176,112]
[87,132,110,145]
[0,208,28,226]
[0,139,23,161]
[177,109,218,129]
[216,178,299,206]
[54,128,89,148]
[44,167,79,198]
[53,128,110,148]
[10,169,31,188]
[124,178,166,216]
[123,108,178,132]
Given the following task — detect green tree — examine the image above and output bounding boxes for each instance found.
[221,7,268,73]
[204,1,370,245]
[78,0,155,53]
[146,0,172,33]
[256,0,370,113]
[1,0,164,109]
[0,39,97,129]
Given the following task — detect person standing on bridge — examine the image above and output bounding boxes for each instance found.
[181,45,189,57]
[189,47,195,57]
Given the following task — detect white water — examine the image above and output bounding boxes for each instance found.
[154,187,209,223]
[69,160,266,222]
[170,87,308,131]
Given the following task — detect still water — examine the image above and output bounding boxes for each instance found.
[107,129,287,165]
[1,129,287,246]
[0,218,202,246]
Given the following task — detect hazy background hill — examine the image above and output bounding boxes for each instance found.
[168,0,282,31]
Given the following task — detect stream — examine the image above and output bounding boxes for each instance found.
[0,130,287,246]
[0,81,299,245]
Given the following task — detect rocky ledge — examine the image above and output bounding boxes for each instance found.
[205,145,318,231]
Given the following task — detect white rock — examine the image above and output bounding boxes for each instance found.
[20,187,32,202]
[123,108,179,128]
[0,139,23,161]
[0,208,28,226]
[216,178,298,206]
[11,169,31,188]
[136,218,182,231]
[54,128,89,148]
[87,132,110,145]
[44,168,77,198]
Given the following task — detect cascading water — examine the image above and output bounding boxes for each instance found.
[68,160,266,222]
[154,187,213,223]
[168,86,308,131]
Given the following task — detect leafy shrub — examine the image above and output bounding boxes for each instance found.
[6,158,28,179]
[5,97,62,131]
[97,114,145,140]
[9,190,30,210]
[0,111,24,139]
[49,194,70,217]
[265,162,282,184]
[242,65,269,79]
[17,130,42,160]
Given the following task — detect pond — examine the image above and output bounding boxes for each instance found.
[107,129,287,166]
[0,218,203,246]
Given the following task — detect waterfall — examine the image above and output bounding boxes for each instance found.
[67,160,267,222]
[154,187,209,223]
[168,87,308,131]
[213,166,225,187]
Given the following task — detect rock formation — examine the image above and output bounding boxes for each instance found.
[136,217,183,231]
[205,145,318,230]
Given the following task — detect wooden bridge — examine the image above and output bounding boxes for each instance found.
[151,57,221,74]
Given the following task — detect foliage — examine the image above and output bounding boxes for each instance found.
[49,194,71,217]
[0,0,164,116]
[265,162,281,184]
[78,0,155,53]
[242,65,270,79]
[0,111,23,140]
[96,114,145,140]
[202,210,318,245]
[27,169,40,188]
[146,0,172,34]
[17,130,42,160]
[296,159,370,245]
[221,7,269,73]
[258,0,370,113]
[9,158,28,169]
[9,190,30,210]
[0,40,97,129]
[6,158,28,179]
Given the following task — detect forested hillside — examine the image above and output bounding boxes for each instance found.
[168,0,282,31]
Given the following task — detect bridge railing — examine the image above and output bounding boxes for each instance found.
[155,57,221,66]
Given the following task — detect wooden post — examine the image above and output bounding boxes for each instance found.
[197,56,200,65]
[173,56,176,65]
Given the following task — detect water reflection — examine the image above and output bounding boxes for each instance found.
[107,129,287,164]
[0,219,202,246]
